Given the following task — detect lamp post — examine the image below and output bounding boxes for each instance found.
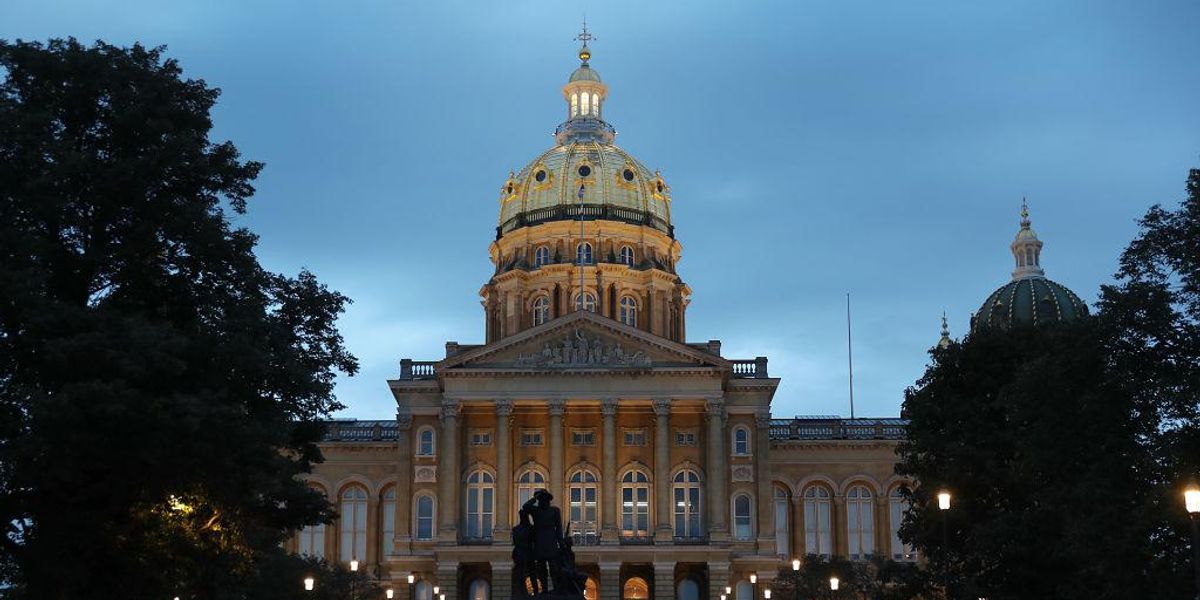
[304,576,315,592]
[938,491,952,600]
[791,559,801,600]
[387,589,395,599]
[725,586,732,599]
[828,576,838,600]
[408,574,417,600]
[764,589,771,600]
[350,559,360,600]
[1187,488,1200,600]
[750,573,758,600]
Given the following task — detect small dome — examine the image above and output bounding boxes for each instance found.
[972,276,1088,332]
[569,64,602,83]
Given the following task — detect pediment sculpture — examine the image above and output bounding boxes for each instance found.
[514,329,651,368]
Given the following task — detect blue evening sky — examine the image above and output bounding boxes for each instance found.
[4,1,1198,420]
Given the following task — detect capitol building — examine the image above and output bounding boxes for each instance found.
[287,33,1085,600]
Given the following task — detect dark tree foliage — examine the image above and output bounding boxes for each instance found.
[1098,167,1200,598]
[772,555,928,600]
[896,321,1151,600]
[213,551,382,600]
[0,38,357,599]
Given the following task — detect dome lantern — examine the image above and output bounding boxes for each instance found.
[1010,198,1044,280]
[558,22,612,144]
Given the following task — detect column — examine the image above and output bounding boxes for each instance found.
[600,398,619,543]
[653,562,675,600]
[494,400,514,541]
[754,409,774,555]
[438,400,461,542]
[599,563,621,600]
[395,412,413,553]
[706,399,729,541]
[832,495,847,558]
[436,562,459,600]
[549,398,566,507]
[708,562,731,600]
[791,496,805,557]
[652,398,672,542]
[874,494,888,558]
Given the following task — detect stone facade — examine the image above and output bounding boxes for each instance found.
[288,35,912,600]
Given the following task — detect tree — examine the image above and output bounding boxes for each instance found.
[1098,167,1200,598]
[772,555,928,600]
[895,321,1151,600]
[214,551,383,600]
[0,38,357,599]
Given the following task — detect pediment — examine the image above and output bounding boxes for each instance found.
[439,311,730,373]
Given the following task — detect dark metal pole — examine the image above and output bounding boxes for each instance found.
[942,509,950,600]
[1191,514,1200,600]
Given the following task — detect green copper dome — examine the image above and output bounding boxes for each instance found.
[972,276,1088,332]
[971,202,1088,333]
[569,64,602,83]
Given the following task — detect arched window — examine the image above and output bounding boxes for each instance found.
[584,578,598,600]
[733,426,751,455]
[624,578,649,600]
[417,427,435,456]
[736,581,753,600]
[297,486,326,558]
[574,291,597,313]
[1026,247,1036,266]
[804,486,832,557]
[338,485,368,562]
[890,487,917,561]
[568,469,599,542]
[469,579,490,600]
[619,245,634,266]
[581,92,590,115]
[733,493,753,540]
[380,486,396,557]
[516,468,546,514]
[847,485,875,560]
[415,581,434,600]
[591,93,600,116]
[773,485,791,557]
[673,469,702,538]
[576,242,593,265]
[620,469,651,537]
[677,579,700,600]
[532,296,550,326]
[571,93,578,117]
[619,296,638,327]
[465,470,495,539]
[415,494,435,541]
[535,246,551,267]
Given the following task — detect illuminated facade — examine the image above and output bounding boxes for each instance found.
[291,34,912,600]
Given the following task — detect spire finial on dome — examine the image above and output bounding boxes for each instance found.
[1010,197,1045,280]
[575,19,594,65]
[937,312,952,349]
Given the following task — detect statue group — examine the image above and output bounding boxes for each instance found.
[511,490,588,600]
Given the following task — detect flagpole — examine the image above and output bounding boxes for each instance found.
[578,183,585,312]
[847,292,855,420]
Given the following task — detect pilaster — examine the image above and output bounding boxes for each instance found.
[599,563,621,600]
[494,400,514,541]
[705,399,729,541]
[395,412,413,553]
[600,398,619,543]
[754,408,775,556]
[708,562,731,600]
[438,400,461,543]
[436,563,459,600]
[548,398,566,506]
[652,398,672,542]
[653,562,675,600]
[492,561,514,600]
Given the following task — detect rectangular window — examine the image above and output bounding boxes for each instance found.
[520,429,544,447]
[469,429,492,446]
[623,428,646,446]
[571,429,595,446]
[674,430,697,446]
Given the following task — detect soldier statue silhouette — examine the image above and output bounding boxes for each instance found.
[512,489,587,600]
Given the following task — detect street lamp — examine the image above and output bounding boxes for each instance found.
[387,589,395,599]
[433,586,440,596]
[791,559,801,600]
[829,576,838,600]
[764,590,771,600]
[1186,487,1200,600]
[304,576,315,592]
[938,491,952,600]
[725,587,732,597]
[750,573,758,600]
[408,574,417,600]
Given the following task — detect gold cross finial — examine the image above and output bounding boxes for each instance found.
[575,20,595,63]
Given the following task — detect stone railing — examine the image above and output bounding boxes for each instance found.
[398,359,437,380]
[730,357,769,378]
[768,417,907,441]
[497,203,673,239]
[321,420,399,442]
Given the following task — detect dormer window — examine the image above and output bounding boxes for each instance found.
[577,242,594,265]
[535,246,550,268]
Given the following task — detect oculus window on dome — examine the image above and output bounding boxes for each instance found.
[578,165,592,177]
